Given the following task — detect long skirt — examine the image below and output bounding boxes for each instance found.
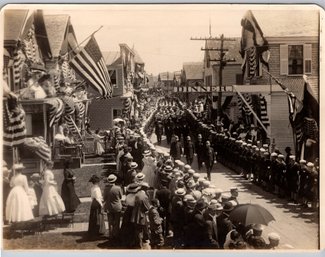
[88,199,105,238]
[118,206,136,248]
[39,185,65,216]
[6,186,34,223]
[61,180,80,213]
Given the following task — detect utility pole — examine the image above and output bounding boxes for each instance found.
[191,34,236,121]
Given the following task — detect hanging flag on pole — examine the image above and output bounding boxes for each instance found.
[240,10,270,78]
[70,36,112,98]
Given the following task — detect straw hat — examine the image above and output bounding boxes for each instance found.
[13,163,25,170]
[107,174,117,184]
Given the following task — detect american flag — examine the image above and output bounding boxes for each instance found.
[70,36,112,98]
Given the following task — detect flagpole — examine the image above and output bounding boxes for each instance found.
[66,26,104,56]
[262,68,302,105]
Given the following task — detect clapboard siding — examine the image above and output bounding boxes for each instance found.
[217,65,242,86]
[88,97,123,130]
[270,92,294,152]
[255,42,319,101]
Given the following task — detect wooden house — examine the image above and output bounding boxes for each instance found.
[88,44,137,130]
[235,9,319,153]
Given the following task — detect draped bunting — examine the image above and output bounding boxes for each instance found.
[259,95,270,127]
[13,48,26,88]
[61,95,75,116]
[3,94,26,147]
[45,98,64,127]
[23,136,51,163]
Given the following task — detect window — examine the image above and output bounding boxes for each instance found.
[109,70,117,88]
[205,75,212,87]
[113,109,122,119]
[288,45,304,75]
[280,44,312,75]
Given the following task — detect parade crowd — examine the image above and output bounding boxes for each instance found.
[3,97,318,250]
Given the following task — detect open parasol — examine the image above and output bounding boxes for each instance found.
[113,118,125,124]
[229,203,275,226]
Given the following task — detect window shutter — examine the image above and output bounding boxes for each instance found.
[280,45,288,75]
[304,44,312,74]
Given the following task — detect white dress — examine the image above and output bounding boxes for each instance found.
[39,170,66,216]
[6,173,34,223]
[142,156,157,188]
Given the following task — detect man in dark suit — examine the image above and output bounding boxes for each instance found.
[170,188,186,248]
[170,135,182,161]
[131,183,151,249]
[186,199,211,248]
[184,136,195,165]
[156,180,172,238]
[217,202,234,248]
[204,140,215,181]
[203,201,221,248]
[103,174,123,239]
[195,134,204,170]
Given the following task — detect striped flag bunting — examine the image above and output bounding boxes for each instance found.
[13,48,26,88]
[70,36,112,98]
[45,98,64,127]
[243,93,253,115]
[22,24,39,64]
[240,10,269,78]
[259,95,270,127]
[23,137,51,163]
[247,47,257,78]
[64,115,82,142]
[61,95,75,116]
[3,95,26,147]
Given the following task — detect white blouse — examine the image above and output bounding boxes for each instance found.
[91,184,103,207]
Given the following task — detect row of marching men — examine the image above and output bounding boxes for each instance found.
[211,133,319,210]
[86,146,284,249]
[182,107,319,211]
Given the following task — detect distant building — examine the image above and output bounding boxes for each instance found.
[88,44,148,129]
[236,9,319,153]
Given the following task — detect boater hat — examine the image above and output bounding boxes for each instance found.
[13,163,25,170]
[107,174,117,184]
[126,183,141,193]
[130,162,138,169]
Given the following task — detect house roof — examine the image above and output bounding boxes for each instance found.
[183,62,203,80]
[159,72,174,81]
[102,51,121,66]
[4,10,29,45]
[44,14,70,57]
[205,37,242,65]
[252,10,319,38]
[280,76,318,103]
[133,49,144,64]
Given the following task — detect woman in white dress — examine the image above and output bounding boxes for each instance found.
[93,129,105,156]
[5,163,34,223]
[141,150,157,188]
[39,169,65,216]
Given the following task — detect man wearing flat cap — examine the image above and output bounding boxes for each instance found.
[103,174,123,239]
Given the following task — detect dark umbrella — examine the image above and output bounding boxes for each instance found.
[229,204,275,226]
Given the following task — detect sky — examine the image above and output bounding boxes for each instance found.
[9,4,321,75]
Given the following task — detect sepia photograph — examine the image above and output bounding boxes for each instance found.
[1,4,322,251]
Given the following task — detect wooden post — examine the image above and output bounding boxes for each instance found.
[43,103,47,142]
